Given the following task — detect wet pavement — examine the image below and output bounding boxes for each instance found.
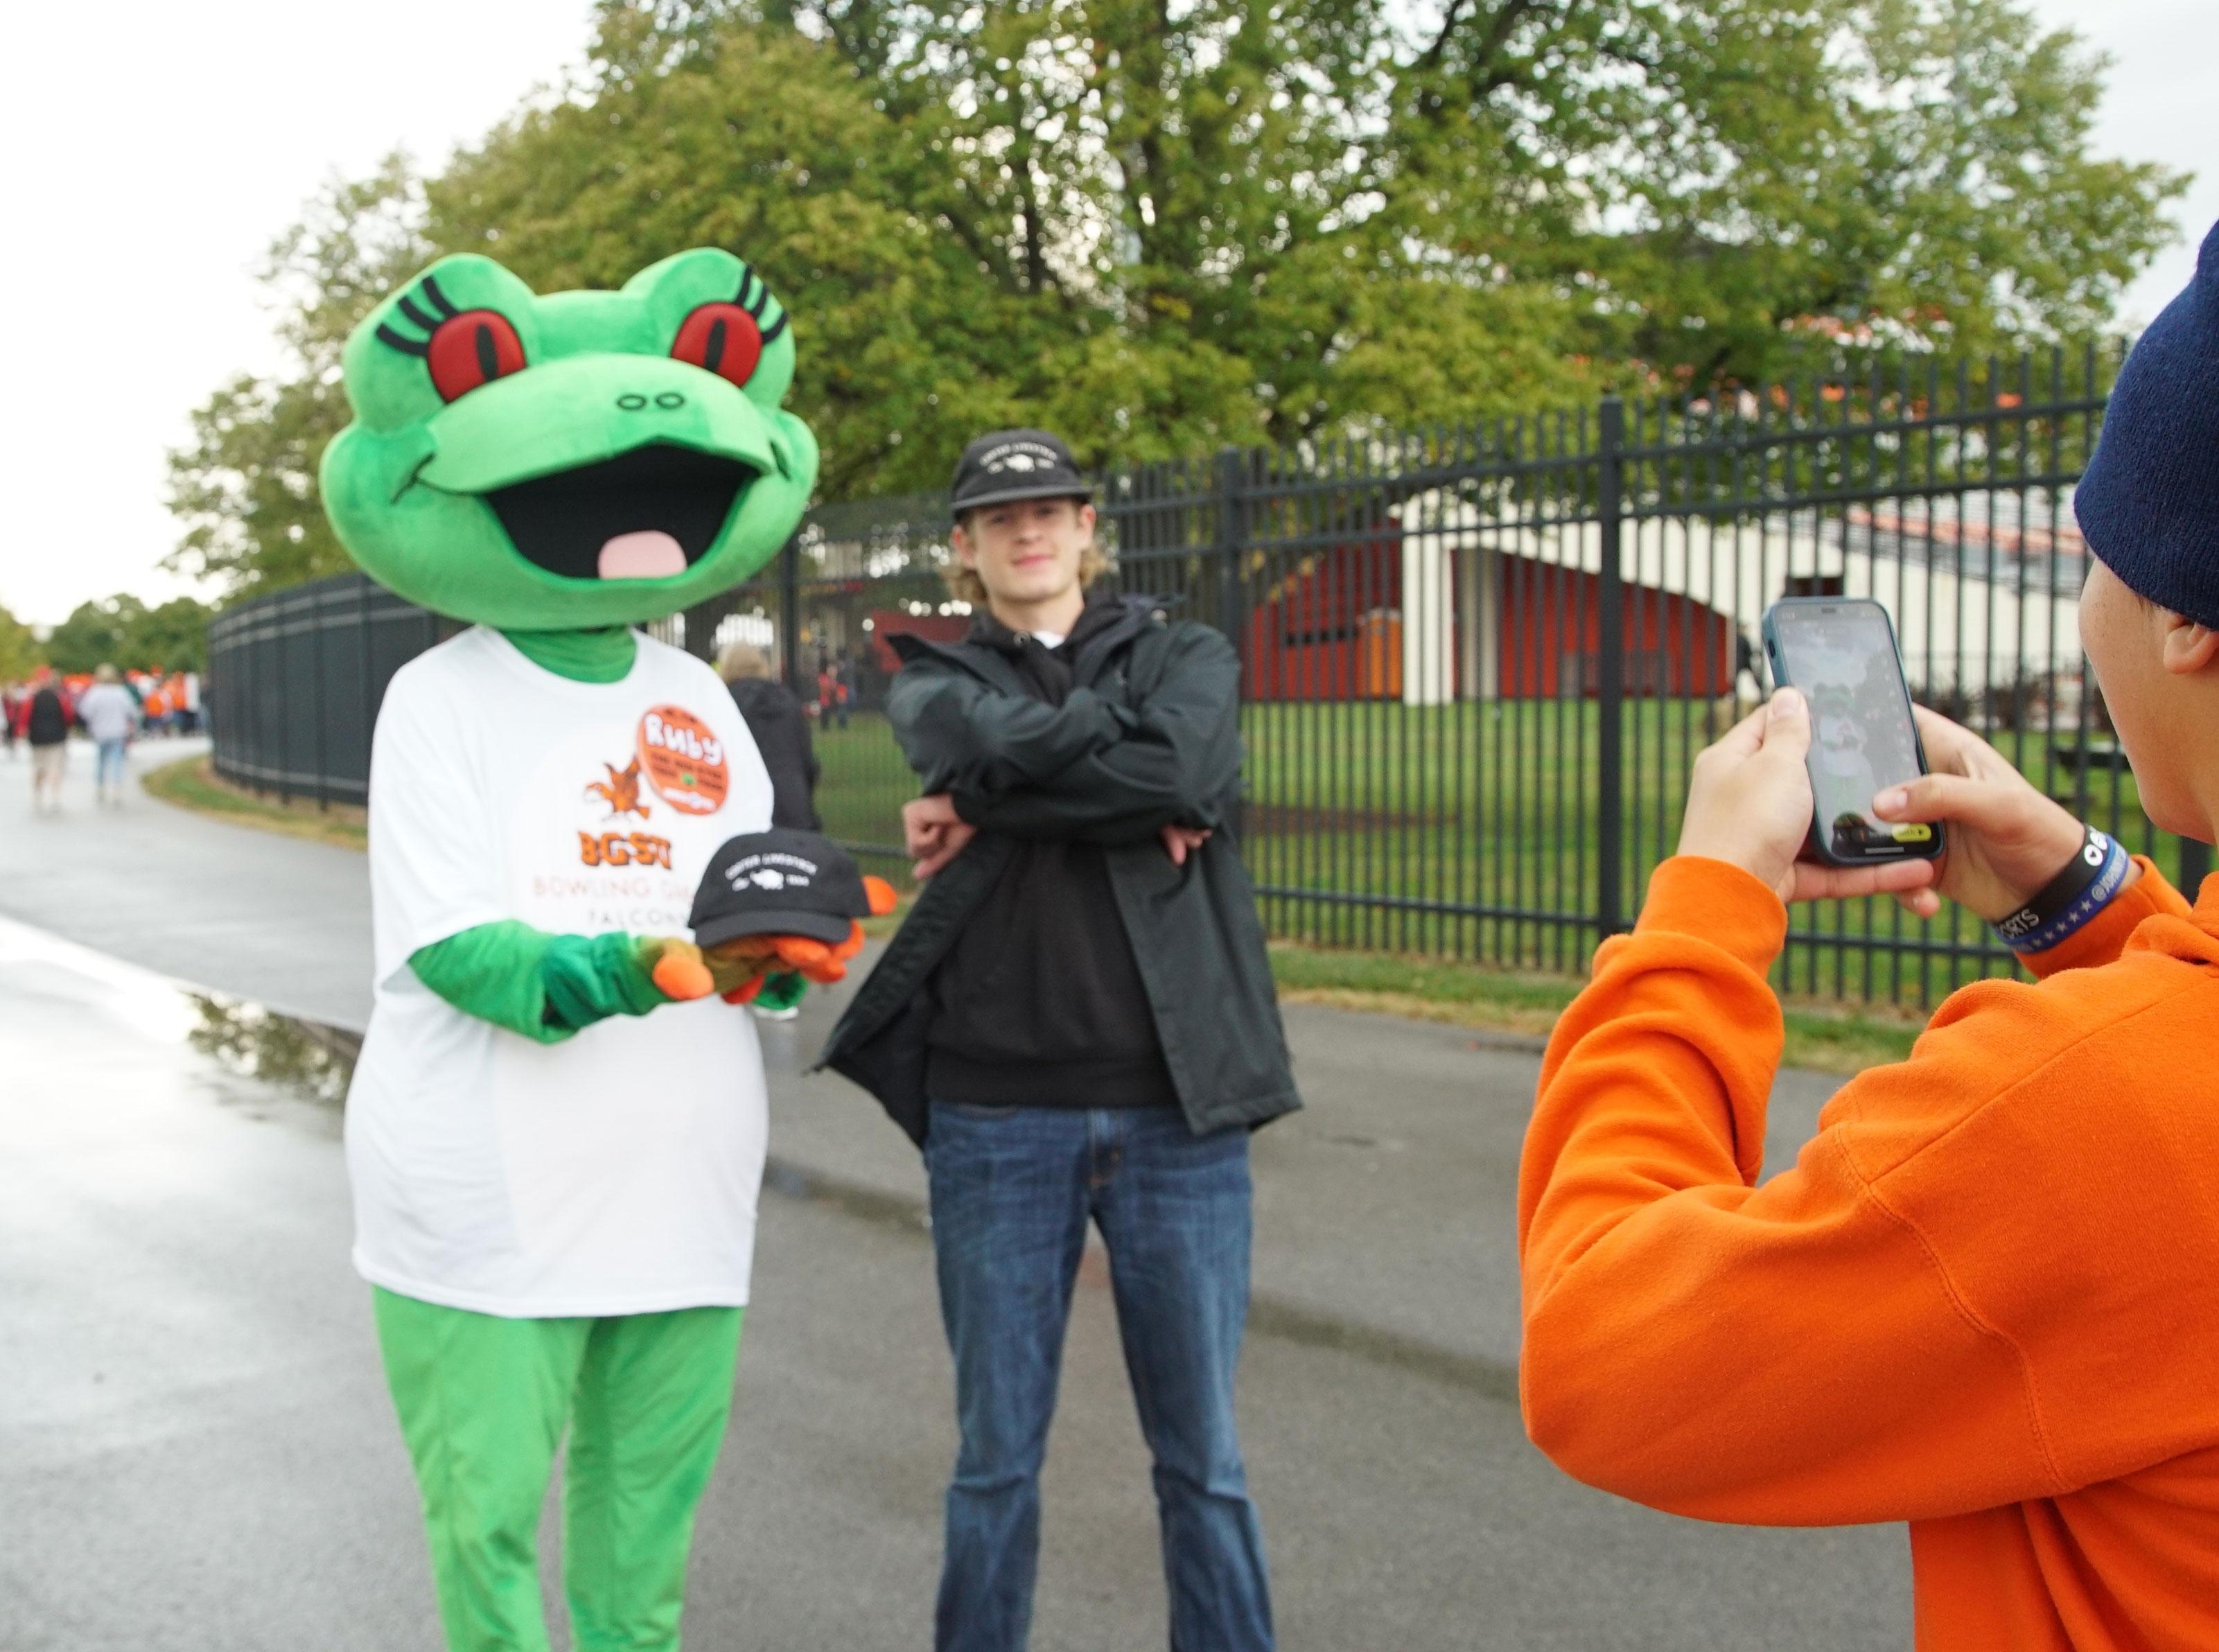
[0,744,1913,1648]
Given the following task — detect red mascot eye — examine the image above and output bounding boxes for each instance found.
[426,310,527,401]
[672,303,764,387]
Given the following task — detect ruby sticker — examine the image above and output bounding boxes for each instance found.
[635,705,729,815]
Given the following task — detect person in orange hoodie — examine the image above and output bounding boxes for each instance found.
[1520,222,2219,1652]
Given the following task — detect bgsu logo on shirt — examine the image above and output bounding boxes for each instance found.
[636,705,728,816]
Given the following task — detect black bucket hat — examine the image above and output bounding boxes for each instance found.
[689,828,872,948]
[949,428,1094,520]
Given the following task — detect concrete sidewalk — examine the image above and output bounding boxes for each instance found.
[0,737,1848,1379]
[1,911,1909,1650]
[0,741,1915,1647]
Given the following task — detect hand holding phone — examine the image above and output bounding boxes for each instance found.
[1868,707,2105,924]
[1761,599,1943,868]
[1677,689,1939,906]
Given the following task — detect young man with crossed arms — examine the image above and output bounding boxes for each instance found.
[824,430,1296,1652]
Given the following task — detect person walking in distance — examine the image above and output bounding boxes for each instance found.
[717,641,821,832]
[76,664,137,807]
[822,429,1296,1652]
[718,638,825,1023]
[24,669,70,813]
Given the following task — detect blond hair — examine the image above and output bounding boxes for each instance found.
[943,506,1110,607]
[717,640,772,682]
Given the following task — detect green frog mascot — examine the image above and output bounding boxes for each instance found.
[322,248,818,1652]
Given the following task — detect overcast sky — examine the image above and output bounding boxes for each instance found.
[1,0,2210,629]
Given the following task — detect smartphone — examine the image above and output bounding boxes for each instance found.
[1760,597,1943,867]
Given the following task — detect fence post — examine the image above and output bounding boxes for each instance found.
[778,530,802,694]
[1214,448,1249,659]
[313,588,329,812]
[1215,447,1250,843]
[2182,838,2213,895]
[1595,397,1627,943]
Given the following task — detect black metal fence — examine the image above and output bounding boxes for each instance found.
[209,345,2202,1004]
[206,575,451,807]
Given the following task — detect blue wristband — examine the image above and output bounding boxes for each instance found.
[1994,830,2131,954]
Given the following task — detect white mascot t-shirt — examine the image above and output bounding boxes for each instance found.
[348,626,773,1317]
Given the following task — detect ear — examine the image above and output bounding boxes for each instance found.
[2159,612,2219,676]
[951,523,978,570]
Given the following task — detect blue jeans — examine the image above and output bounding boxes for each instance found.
[924,1100,1274,1652]
[94,739,127,790]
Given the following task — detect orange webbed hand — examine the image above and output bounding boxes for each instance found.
[764,922,866,983]
[644,938,717,1001]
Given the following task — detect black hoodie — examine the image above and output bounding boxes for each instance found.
[922,595,1178,1109]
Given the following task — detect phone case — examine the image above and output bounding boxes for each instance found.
[1760,597,1945,868]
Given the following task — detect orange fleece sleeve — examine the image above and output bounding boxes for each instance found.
[1518,855,2191,1527]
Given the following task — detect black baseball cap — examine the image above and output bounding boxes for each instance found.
[949,428,1094,520]
[689,828,872,948]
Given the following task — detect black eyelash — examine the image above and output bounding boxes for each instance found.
[734,263,787,347]
[374,274,466,358]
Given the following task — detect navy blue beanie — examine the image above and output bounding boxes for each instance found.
[2076,219,2219,629]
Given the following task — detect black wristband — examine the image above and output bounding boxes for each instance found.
[1991,826,2121,950]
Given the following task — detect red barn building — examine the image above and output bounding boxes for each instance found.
[1245,531,1737,702]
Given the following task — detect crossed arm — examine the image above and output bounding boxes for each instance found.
[888,626,1242,877]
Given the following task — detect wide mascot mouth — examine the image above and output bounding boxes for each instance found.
[483,443,753,581]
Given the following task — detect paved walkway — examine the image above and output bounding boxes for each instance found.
[0,739,1911,1647]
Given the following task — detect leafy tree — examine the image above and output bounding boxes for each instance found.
[753,0,2184,408]
[168,0,2185,595]
[43,593,213,674]
[134,597,217,673]
[44,597,136,675]
[0,604,42,680]
[165,159,429,599]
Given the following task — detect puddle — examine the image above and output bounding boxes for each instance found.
[186,994,360,1107]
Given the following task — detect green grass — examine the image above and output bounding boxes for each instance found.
[1268,938,1925,1075]
[143,755,368,852]
[814,699,2184,1008]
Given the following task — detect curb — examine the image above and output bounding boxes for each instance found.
[758,1153,1520,1405]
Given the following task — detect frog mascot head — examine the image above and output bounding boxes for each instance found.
[321,249,818,626]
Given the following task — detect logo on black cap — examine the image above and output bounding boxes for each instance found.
[949,428,1094,520]
[689,827,873,948]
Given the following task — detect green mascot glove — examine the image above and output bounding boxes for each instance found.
[412,924,764,1042]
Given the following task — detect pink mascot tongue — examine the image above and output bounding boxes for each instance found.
[597,529,689,579]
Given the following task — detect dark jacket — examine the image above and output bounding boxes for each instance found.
[26,686,68,746]
[817,595,1300,1148]
[920,597,1179,1111]
[726,676,821,831]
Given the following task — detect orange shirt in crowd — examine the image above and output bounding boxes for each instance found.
[1520,856,2219,1650]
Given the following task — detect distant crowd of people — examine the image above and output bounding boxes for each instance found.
[2,663,202,812]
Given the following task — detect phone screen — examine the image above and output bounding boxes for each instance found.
[1767,601,1934,860]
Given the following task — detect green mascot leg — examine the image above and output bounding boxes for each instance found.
[563,1306,744,1650]
[373,1288,743,1652]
